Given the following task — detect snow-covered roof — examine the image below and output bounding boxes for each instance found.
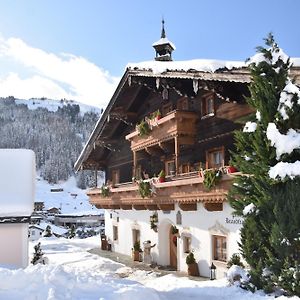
[58,210,104,217]
[127,59,246,75]
[127,57,300,75]
[0,149,35,217]
[32,222,68,235]
[152,37,176,50]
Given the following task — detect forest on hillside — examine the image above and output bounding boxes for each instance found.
[0,96,101,188]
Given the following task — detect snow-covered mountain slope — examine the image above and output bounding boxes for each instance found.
[15,97,100,115]
[35,176,102,215]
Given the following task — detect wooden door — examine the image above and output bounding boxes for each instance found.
[169,227,178,269]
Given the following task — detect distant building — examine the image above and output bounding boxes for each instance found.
[28,223,68,241]
[34,201,45,212]
[54,212,104,228]
[47,207,61,215]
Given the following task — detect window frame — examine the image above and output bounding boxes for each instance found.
[212,235,227,262]
[201,93,215,118]
[206,147,225,169]
[165,159,175,176]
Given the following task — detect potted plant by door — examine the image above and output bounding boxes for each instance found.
[158,170,165,183]
[186,252,199,276]
[133,241,142,261]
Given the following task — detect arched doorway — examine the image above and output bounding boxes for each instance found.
[169,226,178,269]
[157,219,178,269]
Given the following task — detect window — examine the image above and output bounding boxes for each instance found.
[112,170,120,185]
[113,225,118,241]
[213,235,227,262]
[162,102,173,116]
[206,147,224,169]
[177,97,189,110]
[183,236,191,253]
[165,160,175,176]
[201,94,215,117]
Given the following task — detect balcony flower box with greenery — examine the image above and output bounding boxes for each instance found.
[137,119,151,137]
[138,180,152,198]
[186,252,199,276]
[100,185,110,197]
[203,169,223,190]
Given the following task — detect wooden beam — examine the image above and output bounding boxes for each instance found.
[158,203,175,211]
[110,204,121,209]
[95,205,103,209]
[175,136,179,175]
[133,205,146,210]
[120,204,132,210]
[178,203,197,211]
[204,202,223,211]
[145,204,159,210]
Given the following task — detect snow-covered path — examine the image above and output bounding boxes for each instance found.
[0,236,297,300]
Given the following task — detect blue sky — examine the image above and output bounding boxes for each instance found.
[0,0,299,107]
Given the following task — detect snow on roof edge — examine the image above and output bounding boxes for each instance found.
[127,57,300,75]
[127,59,246,75]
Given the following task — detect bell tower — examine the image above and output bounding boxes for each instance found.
[152,19,175,61]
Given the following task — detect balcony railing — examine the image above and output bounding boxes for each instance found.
[87,168,239,211]
[125,110,198,152]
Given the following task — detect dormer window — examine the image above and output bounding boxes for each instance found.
[201,93,215,118]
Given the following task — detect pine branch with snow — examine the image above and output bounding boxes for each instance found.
[228,34,300,296]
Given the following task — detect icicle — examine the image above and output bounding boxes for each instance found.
[162,87,169,100]
[128,76,131,87]
[156,78,160,90]
[193,79,199,94]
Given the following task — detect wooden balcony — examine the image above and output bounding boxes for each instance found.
[87,172,236,211]
[125,110,198,152]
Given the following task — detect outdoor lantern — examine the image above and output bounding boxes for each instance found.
[210,262,217,280]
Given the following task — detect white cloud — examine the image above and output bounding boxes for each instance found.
[0,36,119,107]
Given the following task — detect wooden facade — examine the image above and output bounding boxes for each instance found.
[74,64,261,210]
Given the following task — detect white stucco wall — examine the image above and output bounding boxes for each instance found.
[0,149,35,268]
[104,202,242,279]
[0,223,29,268]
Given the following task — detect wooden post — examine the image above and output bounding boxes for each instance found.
[175,136,179,175]
[133,151,137,179]
[95,168,98,188]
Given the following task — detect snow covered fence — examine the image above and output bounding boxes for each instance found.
[0,149,35,268]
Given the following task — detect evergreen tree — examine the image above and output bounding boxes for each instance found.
[228,34,300,296]
[44,225,52,237]
[31,242,44,265]
[69,225,76,239]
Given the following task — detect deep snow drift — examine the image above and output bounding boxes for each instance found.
[0,236,297,300]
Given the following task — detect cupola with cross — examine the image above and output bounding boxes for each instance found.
[152,19,176,61]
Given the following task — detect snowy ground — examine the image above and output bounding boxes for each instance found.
[0,237,297,300]
[35,176,101,215]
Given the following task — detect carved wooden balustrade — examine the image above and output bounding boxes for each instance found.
[87,172,236,212]
[125,110,198,174]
